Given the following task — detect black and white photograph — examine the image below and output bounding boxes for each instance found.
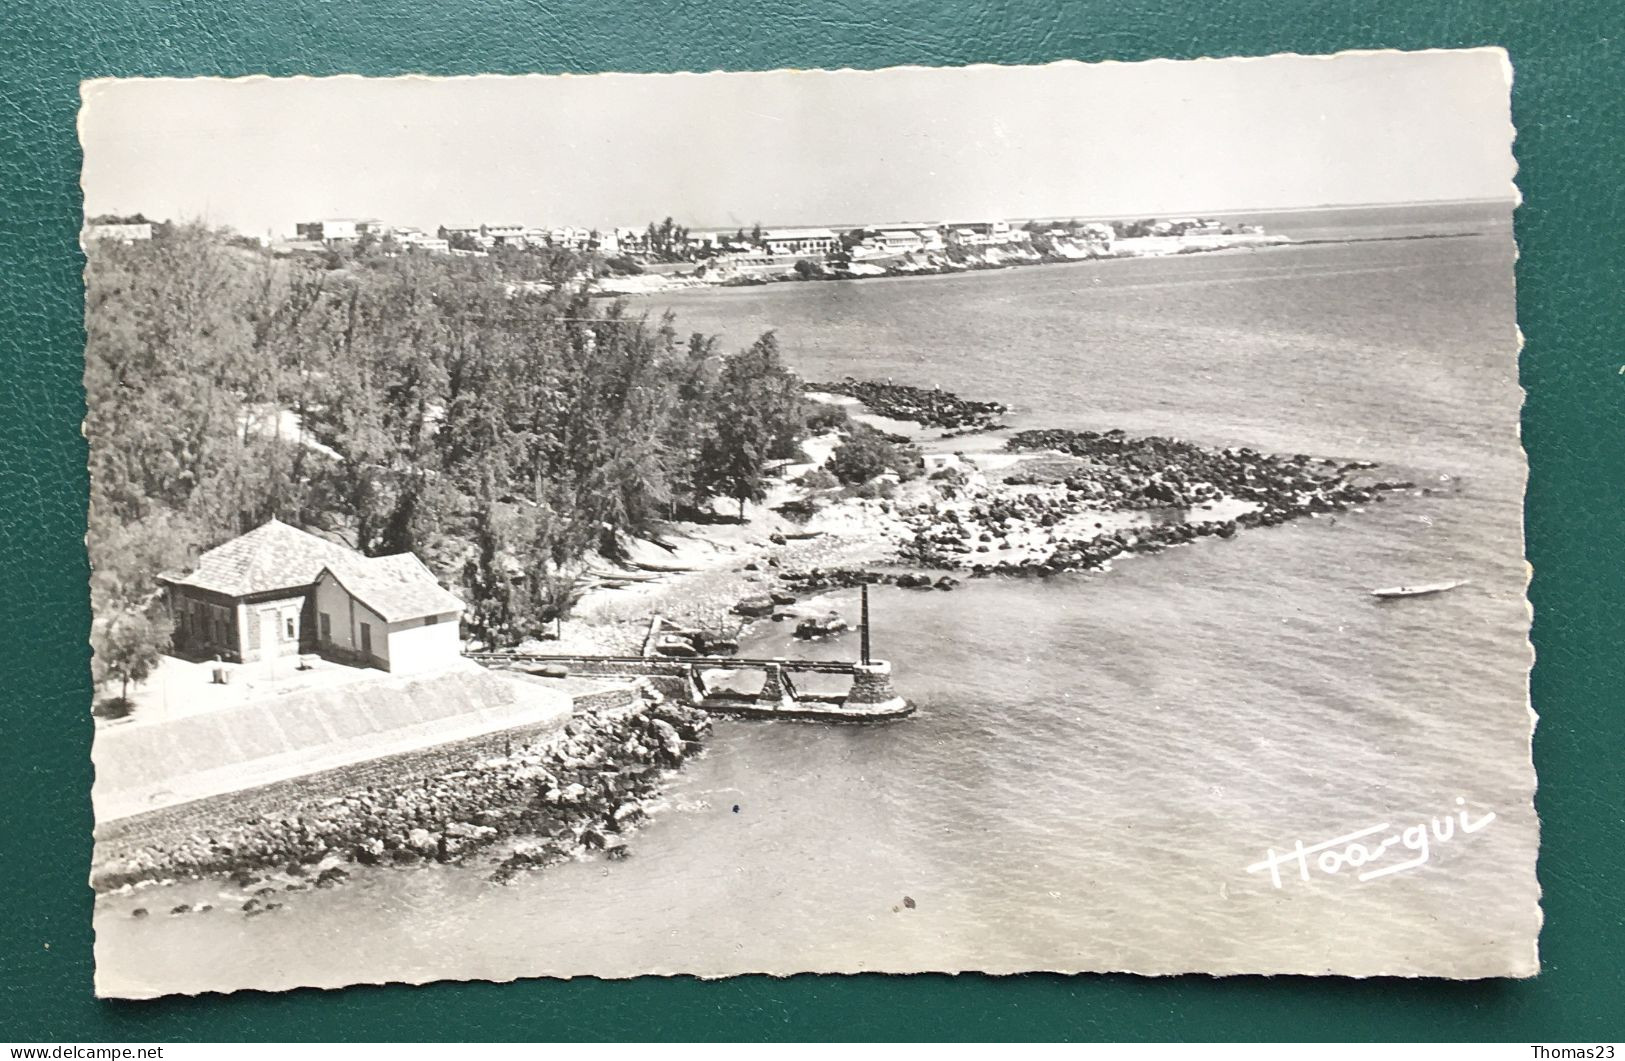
[81,51,1535,997]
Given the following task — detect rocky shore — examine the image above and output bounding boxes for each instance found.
[895,427,1407,576]
[711,396,1415,601]
[807,378,1008,432]
[102,693,711,911]
[552,379,1421,661]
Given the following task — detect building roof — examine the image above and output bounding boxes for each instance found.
[161,519,363,598]
[318,553,466,623]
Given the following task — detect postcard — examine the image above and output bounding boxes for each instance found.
[81,50,1535,997]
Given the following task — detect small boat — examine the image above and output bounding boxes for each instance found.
[1370,580,1469,600]
[794,613,849,640]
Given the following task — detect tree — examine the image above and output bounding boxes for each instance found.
[826,425,919,485]
[83,221,825,657]
[93,608,170,711]
[89,212,153,225]
[693,332,806,517]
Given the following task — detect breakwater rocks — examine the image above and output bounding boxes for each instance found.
[778,568,961,593]
[1002,428,1405,512]
[808,379,1007,432]
[895,428,1409,576]
[97,696,711,902]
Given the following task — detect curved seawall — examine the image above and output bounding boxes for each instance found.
[92,665,637,865]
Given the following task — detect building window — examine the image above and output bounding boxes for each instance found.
[284,614,296,641]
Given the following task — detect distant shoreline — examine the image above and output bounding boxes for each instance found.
[593,232,1297,298]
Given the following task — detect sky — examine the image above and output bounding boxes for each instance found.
[80,50,1517,239]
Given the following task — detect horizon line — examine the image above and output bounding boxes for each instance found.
[92,194,1518,238]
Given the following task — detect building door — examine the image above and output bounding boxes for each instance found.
[360,622,372,659]
[258,604,300,658]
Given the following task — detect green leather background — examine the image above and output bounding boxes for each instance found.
[3,0,1621,1042]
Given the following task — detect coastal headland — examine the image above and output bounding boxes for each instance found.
[93,373,1421,913]
[555,376,1419,639]
[592,231,1291,297]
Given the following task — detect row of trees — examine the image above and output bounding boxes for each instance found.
[86,222,813,694]
[636,218,768,262]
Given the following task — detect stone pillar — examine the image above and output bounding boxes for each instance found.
[685,665,708,705]
[845,659,908,715]
[755,662,796,711]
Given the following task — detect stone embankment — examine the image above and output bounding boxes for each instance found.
[98,694,711,905]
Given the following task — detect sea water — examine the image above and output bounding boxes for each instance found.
[94,203,1537,993]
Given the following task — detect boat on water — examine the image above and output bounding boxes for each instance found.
[1370,580,1469,600]
[794,613,849,640]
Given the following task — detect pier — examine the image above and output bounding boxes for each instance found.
[466,652,910,721]
[468,588,912,721]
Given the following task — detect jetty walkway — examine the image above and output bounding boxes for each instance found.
[465,651,911,721]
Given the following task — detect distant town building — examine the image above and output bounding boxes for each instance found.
[546,226,596,251]
[295,219,370,242]
[398,231,451,253]
[860,223,944,255]
[439,225,492,249]
[484,224,529,247]
[83,222,154,244]
[160,519,465,675]
[762,228,838,257]
[941,220,1023,247]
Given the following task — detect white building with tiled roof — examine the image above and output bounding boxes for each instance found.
[311,554,464,674]
[160,519,464,674]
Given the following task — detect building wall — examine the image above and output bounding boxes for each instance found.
[238,592,307,663]
[167,586,240,661]
[169,585,320,663]
[312,572,389,669]
[383,613,463,675]
[766,236,835,256]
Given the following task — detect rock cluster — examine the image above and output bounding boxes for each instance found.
[95,697,712,899]
[808,378,1007,431]
[778,568,961,593]
[891,428,1408,576]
